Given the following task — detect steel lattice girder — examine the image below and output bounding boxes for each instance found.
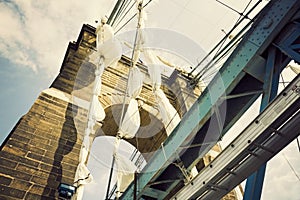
[120,0,300,199]
[172,74,300,200]
[275,21,300,63]
[244,7,300,200]
[243,39,293,199]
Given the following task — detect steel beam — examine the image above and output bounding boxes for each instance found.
[244,13,300,200]
[244,45,281,200]
[120,1,300,199]
[171,74,300,200]
[275,22,300,63]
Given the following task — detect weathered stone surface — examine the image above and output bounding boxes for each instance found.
[0,185,26,199]
[0,176,12,186]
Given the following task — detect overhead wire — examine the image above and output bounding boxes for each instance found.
[200,29,246,81]
[193,19,251,85]
[190,0,263,82]
[213,0,253,59]
[110,0,131,26]
[107,0,124,25]
[282,152,300,182]
[193,1,259,83]
[200,34,244,81]
[114,1,136,28]
[216,0,252,20]
[115,0,152,34]
[162,0,253,83]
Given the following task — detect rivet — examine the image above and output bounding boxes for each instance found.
[282,92,287,97]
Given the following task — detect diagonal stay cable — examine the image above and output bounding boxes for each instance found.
[213,0,253,60]
[189,0,262,77]
[105,2,145,199]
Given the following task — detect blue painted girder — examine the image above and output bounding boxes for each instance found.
[244,7,300,200]
[244,45,283,200]
[120,0,300,199]
[275,22,300,64]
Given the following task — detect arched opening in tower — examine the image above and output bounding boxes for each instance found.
[95,104,168,161]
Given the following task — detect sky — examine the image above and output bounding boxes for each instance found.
[0,0,300,199]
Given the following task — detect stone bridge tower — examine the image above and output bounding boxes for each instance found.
[0,24,240,199]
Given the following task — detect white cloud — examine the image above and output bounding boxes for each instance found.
[0,0,267,77]
[0,2,37,71]
[0,0,114,77]
[263,142,300,200]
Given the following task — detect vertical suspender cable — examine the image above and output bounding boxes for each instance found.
[105,2,144,199]
[105,157,115,200]
[134,172,138,200]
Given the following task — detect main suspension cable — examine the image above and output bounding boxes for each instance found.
[115,0,152,34]
[114,0,136,28]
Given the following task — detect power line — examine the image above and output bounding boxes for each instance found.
[216,0,252,20]
[114,1,136,28]
[115,0,152,34]
[111,0,130,26]
[107,0,124,25]
[282,152,300,182]
[190,0,262,81]
[213,0,253,60]
[192,22,249,85]
[201,0,254,81]
[297,137,300,152]
[192,1,258,83]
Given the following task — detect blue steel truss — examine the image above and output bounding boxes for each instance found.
[244,4,300,200]
[119,0,300,199]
